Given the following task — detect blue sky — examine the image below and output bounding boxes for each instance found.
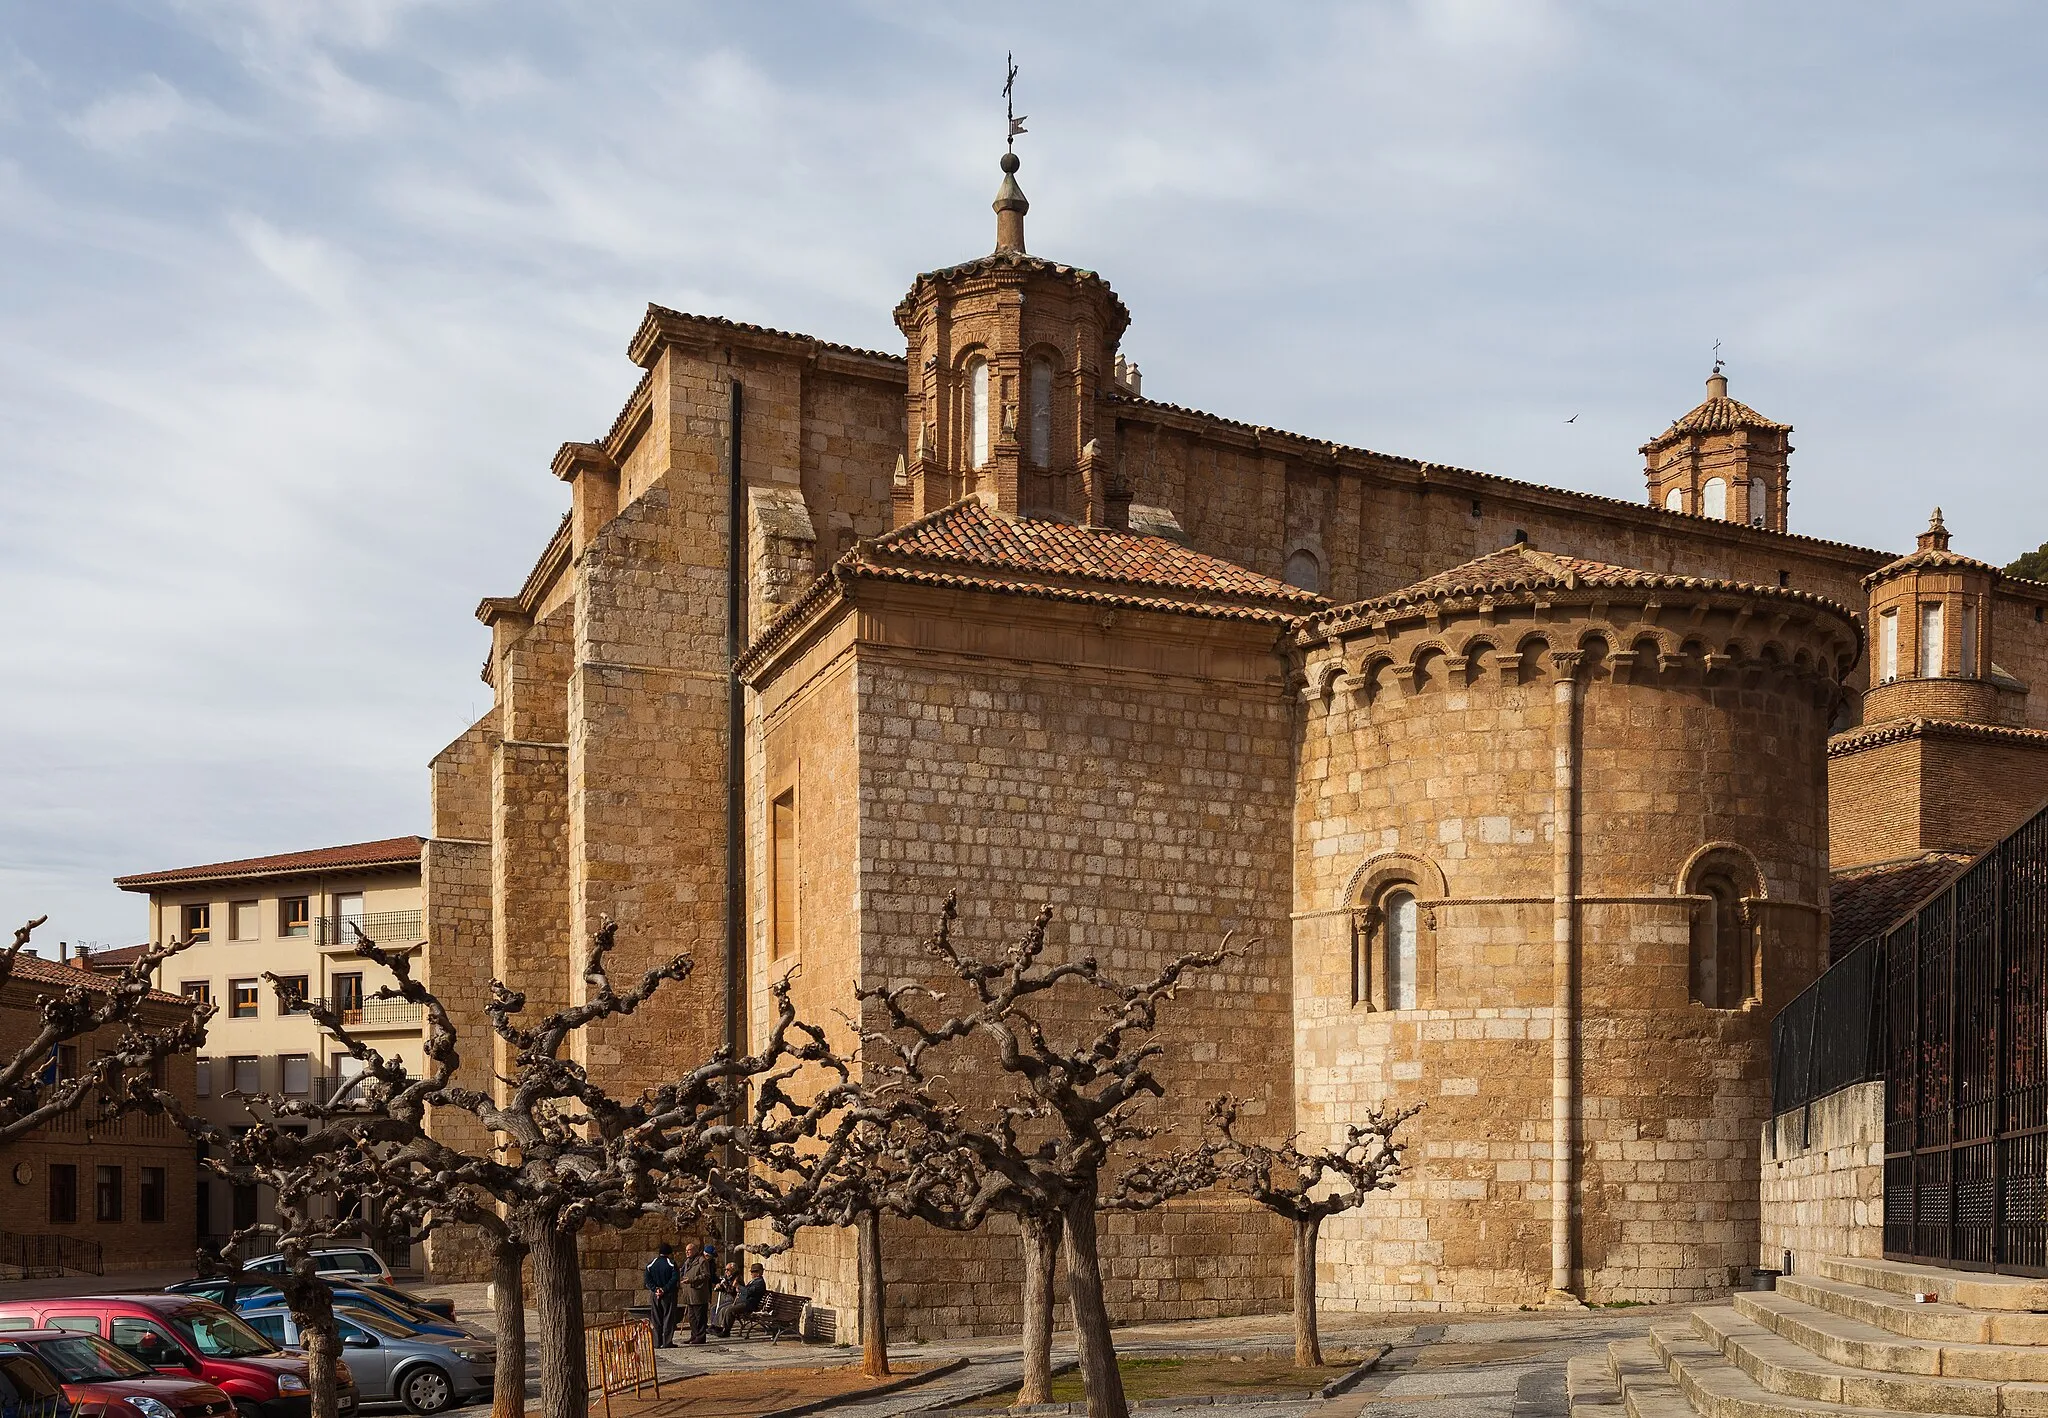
[4,1,2046,947]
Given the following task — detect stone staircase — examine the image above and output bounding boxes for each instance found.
[1570,1256,2048,1418]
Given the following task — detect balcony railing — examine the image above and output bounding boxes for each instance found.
[316,911,423,948]
[338,997,424,1029]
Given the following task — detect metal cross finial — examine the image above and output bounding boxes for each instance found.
[1712,339,1724,375]
[1005,52,1027,149]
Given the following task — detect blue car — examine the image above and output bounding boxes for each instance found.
[162,1284,477,1343]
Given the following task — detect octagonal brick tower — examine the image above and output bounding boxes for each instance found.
[1291,543,1861,1309]
[892,151,1131,524]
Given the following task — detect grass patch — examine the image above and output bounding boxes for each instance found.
[962,1353,1359,1407]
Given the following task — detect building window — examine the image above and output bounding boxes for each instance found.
[49,1043,80,1083]
[1688,861,1756,1009]
[231,1183,259,1230]
[968,357,990,468]
[280,897,310,938]
[1920,602,1944,678]
[1028,358,1054,468]
[1663,487,1683,513]
[229,900,260,942]
[330,1054,365,1103]
[281,1054,311,1096]
[183,904,210,942]
[48,1164,77,1224]
[1701,478,1727,520]
[334,973,365,1022]
[1750,478,1772,525]
[276,976,310,1013]
[181,981,211,1009]
[195,1058,212,1097]
[95,1166,122,1223]
[1879,608,1899,682]
[1284,549,1323,595]
[230,1056,260,1095]
[1383,889,1419,1011]
[139,1167,166,1224]
[1963,602,1978,678]
[771,790,798,959]
[229,980,259,1019]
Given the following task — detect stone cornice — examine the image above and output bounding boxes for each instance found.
[628,305,904,383]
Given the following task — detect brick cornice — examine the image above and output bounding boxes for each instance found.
[1828,715,2048,756]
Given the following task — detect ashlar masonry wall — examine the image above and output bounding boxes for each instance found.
[1760,1081,1885,1271]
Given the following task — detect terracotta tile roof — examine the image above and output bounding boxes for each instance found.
[115,836,423,892]
[1829,716,2048,756]
[1641,394,1791,450]
[3,950,190,1006]
[1828,852,1974,961]
[738,499,1321,677]
[1863,545,2003,587]
[1308,542,1859,635]
[898,252,1131,340]
[870,499,1323,607]
[81,944,152,970]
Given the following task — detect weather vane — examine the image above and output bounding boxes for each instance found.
[1005,52,1027,150]
[1712,339,1724,375]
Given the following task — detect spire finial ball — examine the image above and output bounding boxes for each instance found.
[1000,152,1019,174]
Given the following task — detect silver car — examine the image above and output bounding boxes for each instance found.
[238,1308,492,1415]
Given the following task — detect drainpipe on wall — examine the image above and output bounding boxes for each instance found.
[1547,659,1582,1305]
[723,377,746,1253]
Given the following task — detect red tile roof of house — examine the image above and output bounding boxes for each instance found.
[1828,852,1974,961]
[2,949,190,1006]
[114,836,424,892]
[81,944,151,970]
[1641,393,1790,451]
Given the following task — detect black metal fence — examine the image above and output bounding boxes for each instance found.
[0,1230,103,1279]
[1772,935,1886,1117]
[1884,800,2048,1274]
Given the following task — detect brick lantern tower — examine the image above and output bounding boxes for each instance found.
[1642,366,1793,530]
[893,151,1131,524]
[1860,508,2006,722]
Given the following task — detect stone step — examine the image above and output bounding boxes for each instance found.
[1780,1277,2048,1349]
[1738,1290,2048,1382]
[1637,1323,1948,1418]
[1571,1351,1626,1418]
[1817,1258,2048,1315]
[1688,1307,2048,1416]
[1610,1337,1698,1418]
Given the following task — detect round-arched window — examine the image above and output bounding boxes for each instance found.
[1028,359,1054,469]
[1284,549,1322,594]
[1701,477,1728,520]
[1664,487,1684,513]
[1383,889,1418,1011]
[967,357,990,469]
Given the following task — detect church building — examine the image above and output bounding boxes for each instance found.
[419,146,2048,1330]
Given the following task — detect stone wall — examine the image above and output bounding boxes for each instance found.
[1760,1081,1885,1270]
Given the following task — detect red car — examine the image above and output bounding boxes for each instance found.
[0,1329,232,1418]
[0,1297,356,1418]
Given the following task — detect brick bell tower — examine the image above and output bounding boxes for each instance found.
[1642,364,1793,531]
[893,148,1131,524]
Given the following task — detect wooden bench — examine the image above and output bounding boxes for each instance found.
[729,1291,807,1341]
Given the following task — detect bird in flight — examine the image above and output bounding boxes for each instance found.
[1565,414,1579,424]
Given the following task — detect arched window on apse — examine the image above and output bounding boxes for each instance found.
[1688,859,1756,1009]
[968,357,991,468]
[1383,888,1419,1010]
[1028,359,1053,468]
[1701,478,1728,520]
[1284,549,1323,595]
[1664,487,1684,513]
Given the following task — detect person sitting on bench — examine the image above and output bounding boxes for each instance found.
[715,1263,769,1337]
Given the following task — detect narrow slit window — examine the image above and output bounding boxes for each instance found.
[1384,890,1418,1011]
[1028,360,1053,468]
[772,790,798,959]
[1879,609,1899,682]
[1962,602,1978,678]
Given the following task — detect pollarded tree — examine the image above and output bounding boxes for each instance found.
[1203,1094,1422,1367]
[2,918,211,1144]
[859,893,1238,1418]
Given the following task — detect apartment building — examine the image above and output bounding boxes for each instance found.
[113,836,425,1252]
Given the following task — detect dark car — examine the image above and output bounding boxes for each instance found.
[164,1286,469,1341]
[0,1296,358,1418]
[0,1329,231,1418]
[0,1346,73,1418]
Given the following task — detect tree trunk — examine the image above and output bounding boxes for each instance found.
[1060,1191,1128,1418]
[526,1218,587,1418]
[284,1274,341,1418]
[490,1234,529,1418]
[1293,1214,1322,1368]
[1017,1209,1064,1405]
[858,1209,890,1378]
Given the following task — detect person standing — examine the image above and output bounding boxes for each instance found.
[680,1239,714,1344]
[644,1243,680,1348]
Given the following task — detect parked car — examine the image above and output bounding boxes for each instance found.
[0,1346,69,1418]
[238,1309,489,1417]
[0,1296,358,1418]
[163,1286,473,1342]
[238,1251,392,1288]
[0,1329,232,1418]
